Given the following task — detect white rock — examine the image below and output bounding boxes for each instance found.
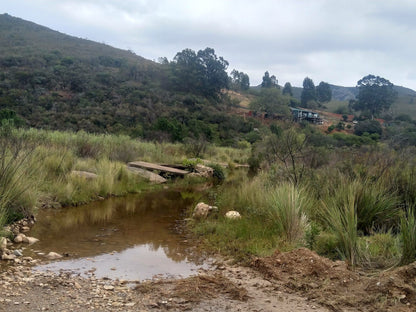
[20,226,30,233]
[23,236,39,245]
[2,253,16,260]
[192,202,215,219]
[225,211,241,220]
[103,285,114,291]
[45,252,63,260]
[0,237,7,250]
[14,233,27,243]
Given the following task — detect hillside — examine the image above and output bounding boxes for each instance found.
[0,14,258,144]
[291,83,416,118]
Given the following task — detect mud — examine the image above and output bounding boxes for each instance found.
[253,247,415,312]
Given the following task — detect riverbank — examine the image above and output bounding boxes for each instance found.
[1,247,415,312]
[0,253,329,312]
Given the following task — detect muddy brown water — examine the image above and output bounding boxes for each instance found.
[25,189,212,281]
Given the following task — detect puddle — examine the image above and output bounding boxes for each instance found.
[26,189,211,281]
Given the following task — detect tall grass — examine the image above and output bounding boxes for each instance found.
[400,207,416,265]
[320,182,360,266]
[0,124,39,226]
[267,183,310,243]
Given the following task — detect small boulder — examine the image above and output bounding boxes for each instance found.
[13,249,23,257]
[225,211,241,220]
[1,252,16,261]
[23,236,39,245]
[20,226,30,233]
[0,237,7,251]
[192,202,217,219]
[46,252,63,260]
[14,233,27,243]
[194,164,214,178]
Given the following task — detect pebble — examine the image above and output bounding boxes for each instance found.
[103,285,114,291]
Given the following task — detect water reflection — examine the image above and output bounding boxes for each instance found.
[29,189,210,280]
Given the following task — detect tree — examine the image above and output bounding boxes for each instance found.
[261,71,278,88]
[197,47,229,97]
[354,119,382,136]
[230,69,250,91]
[316,81,332,103]
[265,128,308,186]
[301,77,316,107]
[353,74,397,119]
[171,47,229,97]
[282,82,293,96]
[249,88,290,116]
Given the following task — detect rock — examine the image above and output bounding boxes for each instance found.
[192,202,217,219]
[225,211,241,220]
[0,237,7,250]
[13,249,23,257]
[103,285,114,291]
[14,233,27,243]
[127,166,167,184]
[2,253,16,260]
[23,236,39,245]
[46,252,63,260]
[71,170,98,180]
[20,226,30,233]
[194,164,214,178]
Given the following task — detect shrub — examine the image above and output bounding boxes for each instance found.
[359,232,400,268]
[313,231,340,259]
[208,163,225,182]
[354,119,382,136]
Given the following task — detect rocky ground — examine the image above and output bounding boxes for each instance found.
[1,248,415,312]
[1,218,415,311]
[0,255,329,312]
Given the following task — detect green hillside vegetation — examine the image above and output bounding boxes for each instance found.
[0,14,258,146]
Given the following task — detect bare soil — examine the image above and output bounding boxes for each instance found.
[1,248,415,311]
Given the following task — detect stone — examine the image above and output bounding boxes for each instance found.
[225,210,241,220]
[13,249,23,257]
[14,233,27,243]
[192,202,217,219]
[103,285,114,291]
[127,166,167,184]
[2,253,16,260]
[0,237,7,250]
[71,170,98,180]
[23,236,39,245]
[46,252,63,260]
[20,226,30,233]
[194,164,214,178]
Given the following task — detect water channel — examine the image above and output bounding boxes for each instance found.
[25,188,212,281]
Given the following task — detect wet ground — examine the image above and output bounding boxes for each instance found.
[25,189,211,280]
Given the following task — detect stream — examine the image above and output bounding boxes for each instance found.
[25,188,212,281]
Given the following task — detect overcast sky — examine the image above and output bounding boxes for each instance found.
[3,0,416,89]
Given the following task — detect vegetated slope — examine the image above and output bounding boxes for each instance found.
[291,83,416,117]
[0,14,258,144]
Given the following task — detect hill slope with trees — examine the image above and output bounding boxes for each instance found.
[0,13,258,145]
